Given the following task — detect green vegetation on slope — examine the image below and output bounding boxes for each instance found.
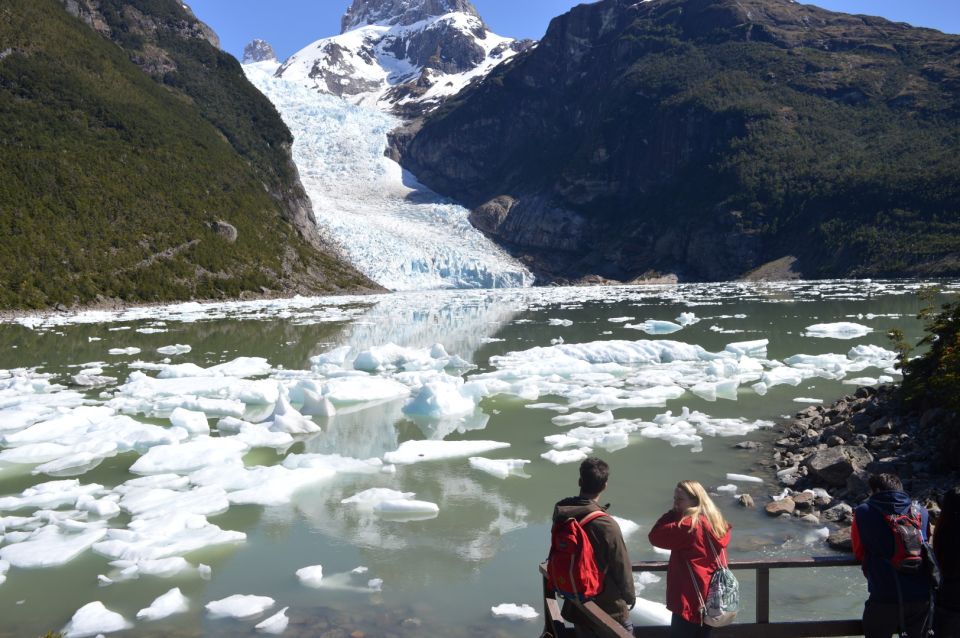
[0,0,373,309]
[891,294,960,470]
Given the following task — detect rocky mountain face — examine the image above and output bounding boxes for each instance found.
[0,0,378,308]
[243,38,277,63]
[275,0,532,117]
[393,0,960,282]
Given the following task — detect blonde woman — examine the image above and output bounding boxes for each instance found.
[649,480,732,638]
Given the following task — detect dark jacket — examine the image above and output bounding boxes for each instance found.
[851,490,931,603]
[552,496,636,625]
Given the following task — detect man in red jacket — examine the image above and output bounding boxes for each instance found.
[552,457,637,636]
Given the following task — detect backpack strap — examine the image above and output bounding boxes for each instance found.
[579,510,608,526]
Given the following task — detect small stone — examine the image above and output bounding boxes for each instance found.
[870,417,894,435]
[351,631,366,638]
[792,492,815,510]
[800,513,820,524]
[822,503,853,523]
[828,526,853,551]
[826,435,845,447]
[765,497,796,516]
[737,494,755,508]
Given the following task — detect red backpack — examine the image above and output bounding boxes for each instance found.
[878,504,924,573]
[546,510,608,600]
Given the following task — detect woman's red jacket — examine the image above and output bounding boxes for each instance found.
[648,510,732,625]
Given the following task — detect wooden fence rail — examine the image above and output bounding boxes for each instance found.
[541,556,863,638]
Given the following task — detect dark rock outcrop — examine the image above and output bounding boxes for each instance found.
[393,0,960,283]
[341,0,482,33]
[243,38,277,63]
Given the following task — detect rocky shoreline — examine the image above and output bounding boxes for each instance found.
[750,385,958,550]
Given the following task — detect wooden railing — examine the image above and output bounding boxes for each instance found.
[541,556,863,638]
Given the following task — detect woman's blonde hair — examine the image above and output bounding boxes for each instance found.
[678,480,730,537]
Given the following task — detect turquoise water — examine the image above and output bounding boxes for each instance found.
[0,281,951,637]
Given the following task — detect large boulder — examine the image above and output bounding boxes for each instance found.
[804,446,874,487]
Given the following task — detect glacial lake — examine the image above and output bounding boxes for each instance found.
[0,281,952,638]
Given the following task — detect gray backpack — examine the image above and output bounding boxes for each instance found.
[687,536,740,627]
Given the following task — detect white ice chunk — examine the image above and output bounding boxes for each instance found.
[403,379,476,418]
[137,587,189,621]
[270,392,321,434]
[341,488,416,511]
[551,411,614,427]
[156,344,191,355]
[630,597,672,626]
[323,376,410,403]
[300,389,336,416]
[548,318,573,327]
[725,339,768,358]
[805,322,872,339]
[169,407,210,435]
[612,515,641,537]
[62,601,132,637]
[129,436,249,474]
[676,312,700,326]
[468,457,530,479]
[540,447,592,465]
[205,594,274,619]
[92,513,245,562]
[296,564,324,587]
[725,473,764,483]
[108,347,141,356]
[491,603,539,620]
[373,499,439,519]
[0,559,8,585]
[256,606,290,634]
[0,479,103,512]
[383,440,509,465]
[624,320,683,334]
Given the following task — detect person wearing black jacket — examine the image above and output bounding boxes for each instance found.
[851,473,932,638]
[552,457,636,636]
[934,486,960,638]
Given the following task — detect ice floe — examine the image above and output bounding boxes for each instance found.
[62,601,132,637]
[137,587,190,620]
[468,457,530,479]
[296,564,325,587]
[205,594,275,618]
[491,603,539,620]
[383,440,510,465]
[804,322,872,339]
[256,606,290,634]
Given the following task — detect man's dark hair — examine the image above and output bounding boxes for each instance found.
[869,473,904,493]
[580,457,609,494]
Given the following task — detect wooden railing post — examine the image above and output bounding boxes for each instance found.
[756,567,770,624]
[558,556,864,638]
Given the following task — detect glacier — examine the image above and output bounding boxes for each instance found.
[244,61,533,291]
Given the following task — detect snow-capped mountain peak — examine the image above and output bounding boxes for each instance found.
[340,0,483,33]
[276,0,532,117]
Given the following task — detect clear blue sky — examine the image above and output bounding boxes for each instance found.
[185,0,960,62]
